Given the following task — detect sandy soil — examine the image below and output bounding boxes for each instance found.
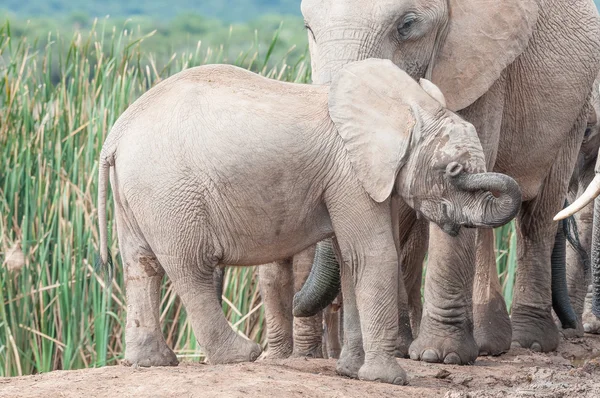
[2,335,600,398]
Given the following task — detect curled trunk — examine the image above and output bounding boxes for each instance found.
[293,239,341,317]
[551,219,578,329]
[450,172,522,228]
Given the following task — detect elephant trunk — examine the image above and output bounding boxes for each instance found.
[551,219,578,329]
[293,239,341,317]
[311,29,382,85]
[450,172,522,228]
[592,197,600,317]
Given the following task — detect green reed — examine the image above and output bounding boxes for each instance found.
[0,19,309,377]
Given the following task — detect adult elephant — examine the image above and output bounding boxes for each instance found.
[291,0,600,369]
[556,75,600,334]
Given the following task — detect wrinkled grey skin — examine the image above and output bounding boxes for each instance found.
[97,59,520,384]
[290,0,600,365]
[561,77,600,334]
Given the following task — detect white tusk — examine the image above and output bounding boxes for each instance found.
[554,174,600,220]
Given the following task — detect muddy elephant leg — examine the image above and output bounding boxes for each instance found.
[409,225,479,365]
[292,245,324,358]
[473,228,511,356]
[117,213,178,367]
[258,259,294,359]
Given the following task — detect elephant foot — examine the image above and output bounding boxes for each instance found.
[208,334,262,364]
[409,314,478,365]
[123,328,179,367]
[474,300,512,356]
[583,291,600,334]
[336,346,364,379]
[259,344,293,360]
[358,354,407,385]
[511,304,559,352]
[292,343,324,358]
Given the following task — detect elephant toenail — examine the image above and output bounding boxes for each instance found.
[421,349,440,363]
[510,341,523,349]
[443,353,462,365]
[409,351,420,361]
[479,351,489,356]
[584,323,591,333]
[530,342,542,352]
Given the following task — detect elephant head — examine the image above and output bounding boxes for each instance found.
[330,59,522,235]
[302,0,538,111]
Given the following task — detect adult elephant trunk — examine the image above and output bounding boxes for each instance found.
[310,28,383,85]
[550,219,578,329]
[292,239,340,317]
[449,172,522,228]
[592,197,600,317]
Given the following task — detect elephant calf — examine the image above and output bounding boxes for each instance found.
[97,58,521,385]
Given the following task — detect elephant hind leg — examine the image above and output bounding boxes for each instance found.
[473,228,512,356]
[258,259,294,359]
[116,207,178,367]
[161,249,262,364]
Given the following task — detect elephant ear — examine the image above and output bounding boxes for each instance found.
[328,59,417,203]
[432,0,539,111]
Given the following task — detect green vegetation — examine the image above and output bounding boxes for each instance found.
[0,20,309,377]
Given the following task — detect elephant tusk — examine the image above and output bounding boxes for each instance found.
[554,174,600,220]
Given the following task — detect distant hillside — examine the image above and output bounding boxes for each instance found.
[1,0,301,22]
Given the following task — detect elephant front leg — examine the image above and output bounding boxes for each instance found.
[292,245,325,358]
[409,225,479,365]
[473,228,512,356]
[258,259,294,359]
[330,203,407,385]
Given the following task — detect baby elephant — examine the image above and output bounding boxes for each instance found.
[97,58,521,385]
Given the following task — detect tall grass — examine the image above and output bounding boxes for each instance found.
[0,19,309,377]
[0,18,519,378]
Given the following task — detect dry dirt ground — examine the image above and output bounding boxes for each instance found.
[3,335,600,397]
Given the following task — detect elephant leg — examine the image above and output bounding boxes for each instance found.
[162,251,262,364]
[325,240,363,379]
[399,216,428,340]
[391,197,425,355]
[292,245,324,358]
[409,225,479,365]
[117,212,178,367]
[323,293,342,359]
[473,228,511,356]
[511,122,585,352]
[566,201,593,335]
[258,259,294,359]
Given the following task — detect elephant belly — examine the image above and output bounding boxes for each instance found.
[216,200,334,266]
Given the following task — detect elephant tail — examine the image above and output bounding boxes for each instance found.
[96,145,115,279]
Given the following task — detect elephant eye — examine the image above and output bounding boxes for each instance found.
[584,126,593,138]
[397,13,417,39]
